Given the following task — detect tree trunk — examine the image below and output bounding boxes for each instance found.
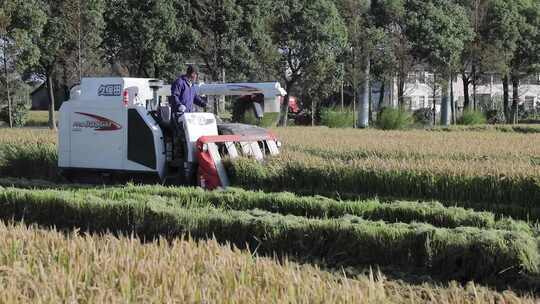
[340,74,344,111]
[502,74,510,123]
[369,81,373,123]
[398,73,405,109]
[440,76,451,127]
[77,0,82,81]
[3,44,12,128]
[378,80,385,110]
[46,73,57,130]
[511,75,519,125]
[432,74,437,126]
[154,63,161,79]
[450,75,455,124]
[472,64,477,111]
[352,87,357,128]
[358,54,370,128]
[311,99,315,126]
[462,72,470,111]
[280,82,291,127]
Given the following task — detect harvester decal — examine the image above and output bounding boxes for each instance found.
[73,112,122,131]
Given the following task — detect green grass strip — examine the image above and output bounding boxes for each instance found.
[82,185,533,234]
[0,178,532,234]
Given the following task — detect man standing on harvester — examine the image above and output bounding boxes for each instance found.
[169,65,208,164]
[170,65,207,118]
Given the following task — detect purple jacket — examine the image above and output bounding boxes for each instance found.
[170,75,206,113]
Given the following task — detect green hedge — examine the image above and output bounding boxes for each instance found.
[376,108,413,130]
[0,186,538,282]
[320,108,355,128]
[458,110,487,125]
[226,158,540,220]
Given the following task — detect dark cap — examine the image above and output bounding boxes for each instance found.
[186,65,198,75]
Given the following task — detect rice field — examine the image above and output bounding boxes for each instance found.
[1,127,540,300]
[25,110,58,127]
[276,127,540,176]
[1,221,536,303]
[224,127,540,218]
[1,181,540,286]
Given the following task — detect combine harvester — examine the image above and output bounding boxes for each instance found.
[58,78,285,189]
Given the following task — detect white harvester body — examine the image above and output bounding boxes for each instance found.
[58,77,284,188]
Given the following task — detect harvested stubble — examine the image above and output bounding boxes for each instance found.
[0,186,538,284]
[1,222,536,304]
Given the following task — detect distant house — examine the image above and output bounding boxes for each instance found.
[31,82,68,110]
[374,70,540,113]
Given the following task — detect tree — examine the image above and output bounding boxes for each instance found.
[0,0,46,128]
[271,0,348,126]
[31,0,71,130]
[103,0,195,80]
[509,0,540,124]
[188,0,276,83]
[372,0,415,108]
[455,0,489,111]
[337,0,382,128]
[235,0,278,81]
[480,0,521,122]
[62,0,106,85]
[406,0,473,126]
[336,0,365,125]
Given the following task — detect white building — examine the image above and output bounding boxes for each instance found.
[375,70,540,113]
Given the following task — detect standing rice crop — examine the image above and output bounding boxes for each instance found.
[0,221,536,303]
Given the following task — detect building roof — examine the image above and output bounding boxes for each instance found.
[30,82,46,96]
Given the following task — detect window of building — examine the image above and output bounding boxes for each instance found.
[419,96,426,108]
[532,74,540,85]
[525,96,535,110]
[523,75,540,85]
[417,72,426,84]
[479,74,492,85]
[406,73,416,84]
[427,97,441,108]
[403,97,412,110]
[411,97,419,109]
[492,74,502,84]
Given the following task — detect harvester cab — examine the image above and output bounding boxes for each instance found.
[58,77,285,189]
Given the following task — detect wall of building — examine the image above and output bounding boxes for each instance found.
[375,71,540,113]
[31,83,69,110]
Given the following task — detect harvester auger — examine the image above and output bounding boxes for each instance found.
[58,77,284,189]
